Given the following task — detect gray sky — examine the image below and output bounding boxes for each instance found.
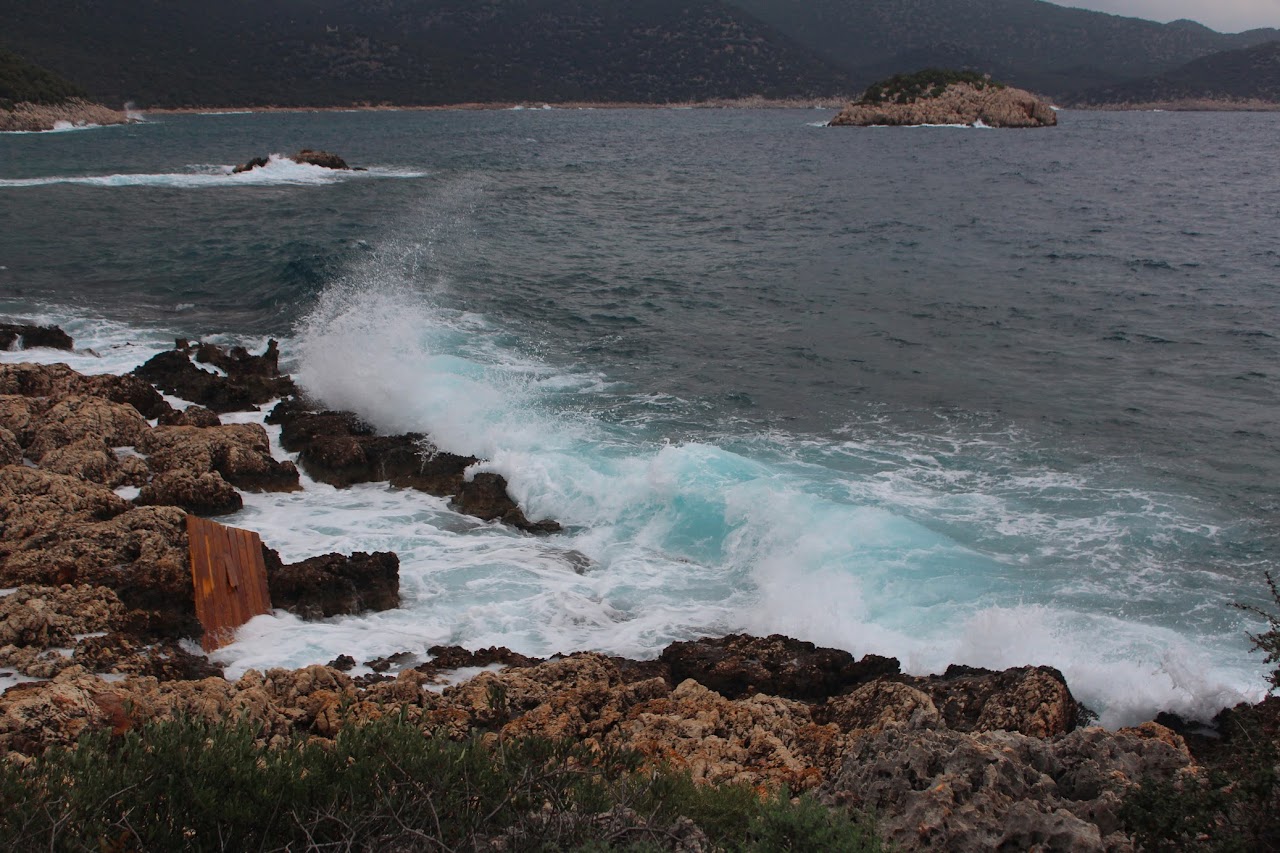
[1057,0,1280,32]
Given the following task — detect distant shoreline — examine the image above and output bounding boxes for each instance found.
[144,97,850,115]
[141,97,1280,115]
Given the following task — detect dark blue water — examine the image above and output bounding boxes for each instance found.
[1,109,1277,723]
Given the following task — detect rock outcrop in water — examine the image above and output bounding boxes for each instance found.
[829,70,1057,128]
[232,149,354,173]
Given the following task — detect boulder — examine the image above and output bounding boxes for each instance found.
[136,470,243,515]
[292,149,350,170]
[453,472,563,534]
[38,437,127,486]
[24,394,150,460]
[264,549,400,619]
[137,423,299,491]
[659,633,899,702]
[131,340,293,413]
[231,156,269,174]
[157,405,221,427]
[0,364,171,420]
[0,464,129,545]
[0,323,73,351]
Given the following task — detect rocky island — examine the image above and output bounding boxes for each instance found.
[0,327,1275,850]
[829,69,1057,128]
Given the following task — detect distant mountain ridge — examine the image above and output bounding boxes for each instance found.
[0,0,1277,107]
[0,0,856,107]
[1072,40,1280,106]
[725,0,1280,94]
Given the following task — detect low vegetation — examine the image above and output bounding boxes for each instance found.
[0,714,883,852]
[1119,572,1280,851]
[859,68,1001,105]
[0,48,85,110]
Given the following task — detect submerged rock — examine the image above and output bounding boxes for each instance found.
[453,472,563,534]
[0,323,73,351]
[232,150,351,173]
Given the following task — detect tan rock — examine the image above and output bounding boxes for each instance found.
[39,437,126,486]
[830,82,1057,128]
[138,424,299,491]
[26,395,150,459]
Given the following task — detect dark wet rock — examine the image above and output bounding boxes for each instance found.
[137,423,299,492]
[131,340,293,413]
[136,470,243,516]
[899,663,1083,738]
[607,655,673,686]
[231,155,270,173]
[822,724,1195,852]
[416,645,541,677]
[0,323,73,351]
[267,397,561,532]
[660,633,900,702]
[453,472,562,534]
[84,373,173,420]
[327,654,356,672]
[270,399,475,489]
[157,405,221,427]
[292,149,350,170]
[365,651,417,673]
[264,548,400,619]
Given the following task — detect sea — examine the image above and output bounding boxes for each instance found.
[1,108,1277,726]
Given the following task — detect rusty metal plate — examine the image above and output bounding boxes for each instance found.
[187,515,272,652]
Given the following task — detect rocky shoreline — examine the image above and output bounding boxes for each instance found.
[0,325,1275,850]
[0,98,134,132]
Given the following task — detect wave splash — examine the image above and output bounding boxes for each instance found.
[277,247,1265,727]
[0,155,427,188]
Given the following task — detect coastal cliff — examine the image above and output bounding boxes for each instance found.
[830,70,1057,127]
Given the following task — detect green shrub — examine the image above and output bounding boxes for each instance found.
[0,714,883,852]
[1237,570,1280,692]
[859,68,1002,105]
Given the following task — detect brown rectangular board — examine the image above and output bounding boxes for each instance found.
[187,515,272,652]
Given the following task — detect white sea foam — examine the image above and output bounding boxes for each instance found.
[0,155,428,188]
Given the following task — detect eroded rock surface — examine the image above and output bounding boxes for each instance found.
[830,82,1057,127]
[264,549,400,618]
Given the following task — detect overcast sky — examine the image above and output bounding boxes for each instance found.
[1057,0,1280,32]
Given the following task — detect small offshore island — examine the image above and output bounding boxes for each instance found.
[829,70,1058,128]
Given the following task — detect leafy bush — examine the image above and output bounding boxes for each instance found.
[1237,570,1280,692]
[0,49,86,109]
[0,714,883,852]
[859,68,1002,105]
